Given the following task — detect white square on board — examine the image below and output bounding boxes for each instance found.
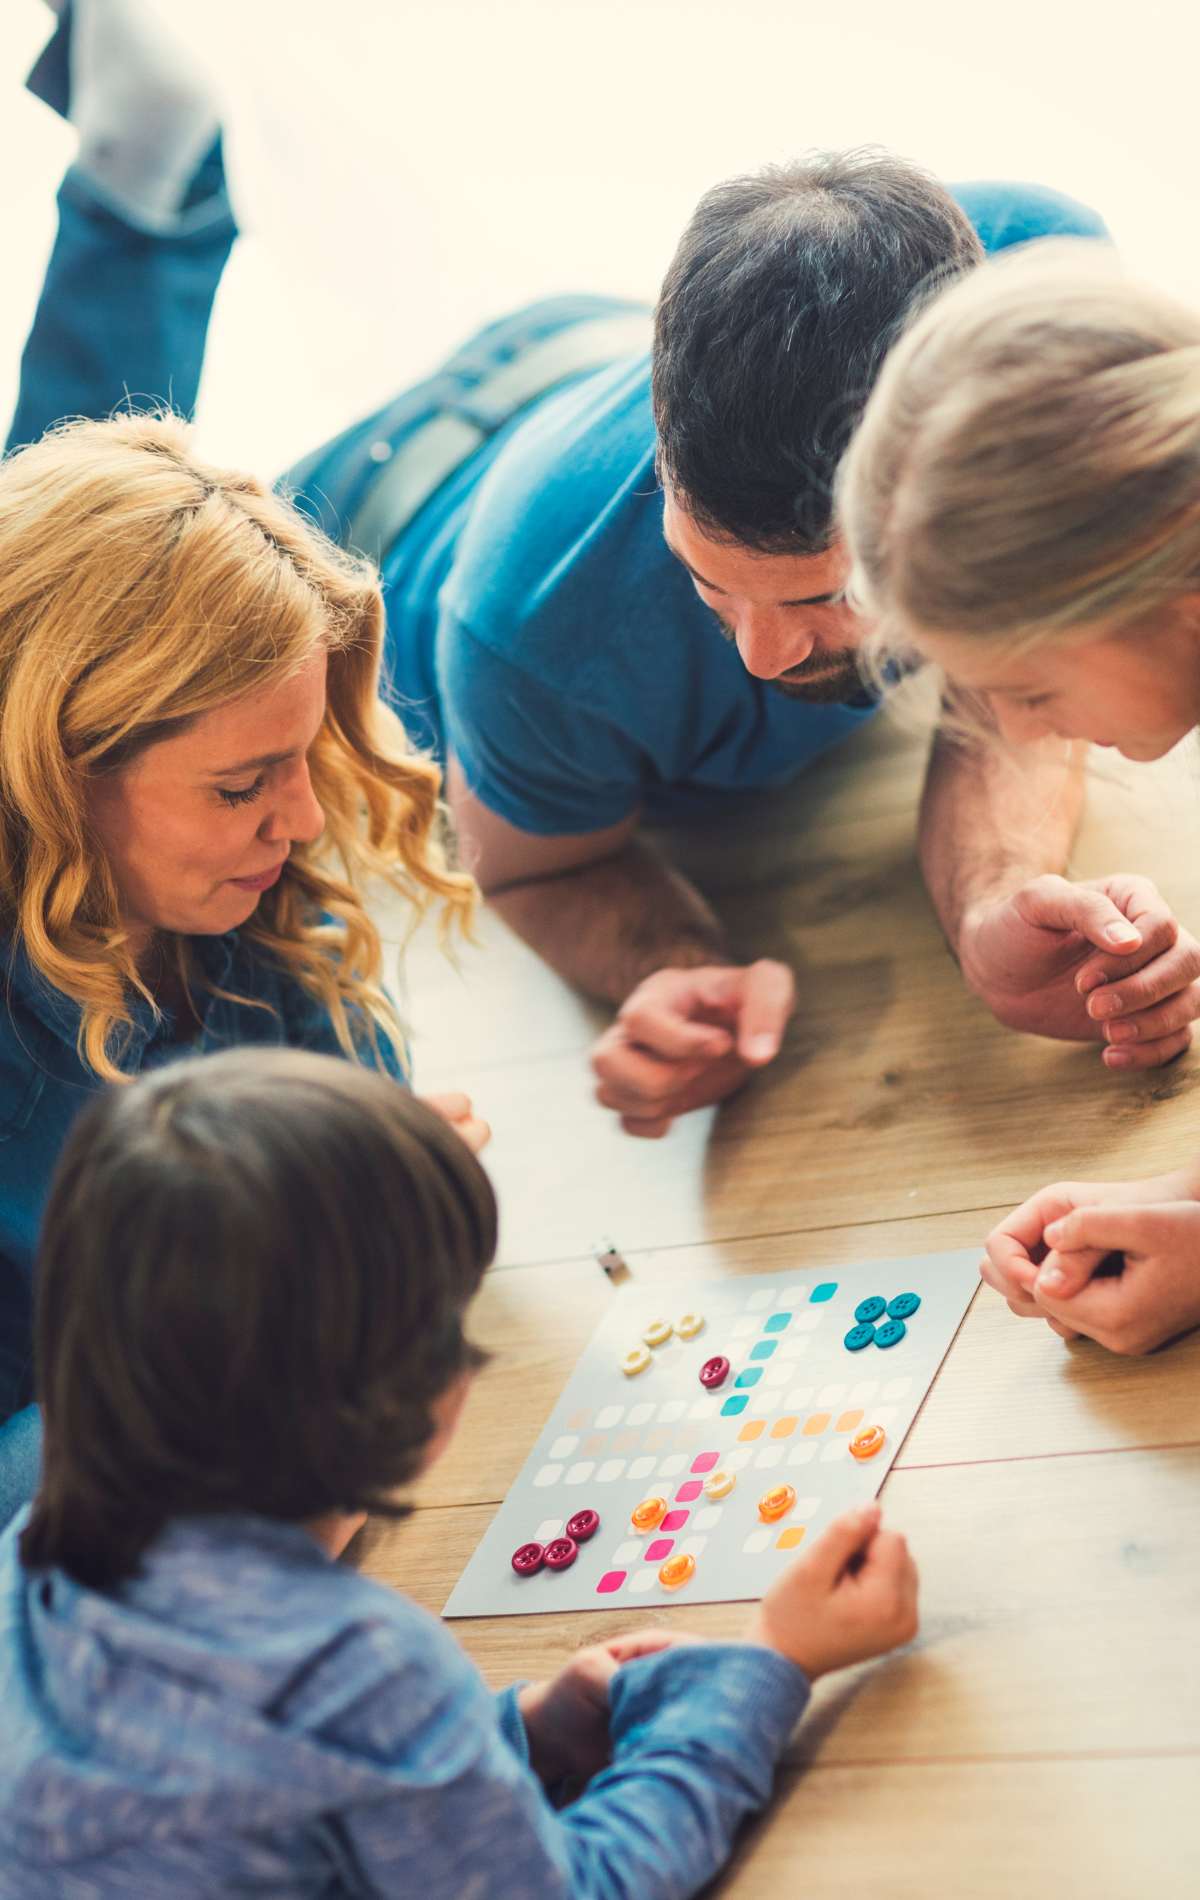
[763,1363,790,1387]
[872,1407,899,1428]
[754,1445,784,1469]
[612,1540,642,1565]
[747,1389,782,1416]
[565,1462,595,1484]
[693,1506,724,1529]
[535,1519,563,1543]
[595,1459,626,1483]
[677,1536,708,1558]
[883,1377,913,1400]
[532,1464,563,1488]
[549,1435,579,1460]
[785,1388,814,1410]
[794,1497,820,1517]
[746,1288,778,1310]
[627,1402,655,1426]
[627,1455,656,1481]
[849,1381,879,1403]
[594,1405,624,1430]
[724,1448,754,1471]
[742,1529,772,1554]
[731,1315,759,1337]
[629,1569,657,1594]
[786,1443,817,1467]
[657,1454,688,1478]
[774,1337,810,1360]
[689,1398,715,1420]
[821,1440,847,1462]
[777,1285,811,1304]
[659,1400,687,1423]
[816,1384,847,1408]
[794,1309,823,1331]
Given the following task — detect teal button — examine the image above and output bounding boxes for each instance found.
[854,1296,886,1325]
[720,1394,749,1416]
[875,1317,907,1349]
[844,1322,875,1352]
[749,1340,778,1361]
[887,1292,921,1319]
[734,1367,763,1388]
[810,1282,838,1303]
[763,1312,792,1333]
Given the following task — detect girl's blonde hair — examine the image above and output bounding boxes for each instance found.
[838,239,1200,669]
[0,412,475,1082]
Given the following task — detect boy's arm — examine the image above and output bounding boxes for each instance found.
[324,1630,807,1900]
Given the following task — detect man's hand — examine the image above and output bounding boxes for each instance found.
[517,1630,700,1783]
[958,874,1200,1068]
[591,959,796,1138]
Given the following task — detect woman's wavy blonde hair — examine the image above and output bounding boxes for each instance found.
[838,239,1200,683]
[0,412,475,1082]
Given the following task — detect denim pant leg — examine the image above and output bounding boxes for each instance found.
[6,141,238,451]
[0,1405,42,1531]
[952,179,1109,251]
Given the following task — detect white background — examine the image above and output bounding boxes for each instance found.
[1,0,1198,476]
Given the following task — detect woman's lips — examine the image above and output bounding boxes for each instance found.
[228,859,286,892]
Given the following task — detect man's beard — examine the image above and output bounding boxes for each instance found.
[766,656,867,704]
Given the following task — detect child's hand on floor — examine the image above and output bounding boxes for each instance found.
[518,1629,700,1782]
[745,1503,918,1680]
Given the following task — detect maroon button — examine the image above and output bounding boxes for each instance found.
[566,1508,600,1543]
[511,1542,545,1577]
[699,1354,731,1390]
[544,1536,579,1571]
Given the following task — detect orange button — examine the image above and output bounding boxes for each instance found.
[658,1552,696,1590]
[630,1495,669,1533]
[757,1483,797,1522]
[850,1424,886,1461]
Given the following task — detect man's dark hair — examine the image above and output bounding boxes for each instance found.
[21,1048,497,1589]
[652,148,984,552]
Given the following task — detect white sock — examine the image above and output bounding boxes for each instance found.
[68,0,222,228]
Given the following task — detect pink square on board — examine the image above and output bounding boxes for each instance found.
[596,1571,627,1594]
[645,1538,674,1561]
[674,1481,704,1503]
[660,1509,690,1532]
[691,1451,720,1473]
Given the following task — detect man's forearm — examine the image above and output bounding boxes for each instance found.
[918,726,1085,958]
[488,837,727,1004]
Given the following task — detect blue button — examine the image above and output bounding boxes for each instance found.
[763,1312,792,1333]
[887,1292,921,1319]
[734,1366,763,1388]
[749,1340,778,1361]
[810,1282,837,1303]
[720,1394,749,1416]
[875,1318,907,1349]
[843,1323,876,1352]
[854,1296,886,1324]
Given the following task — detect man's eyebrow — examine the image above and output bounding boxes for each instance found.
[663,536,842,607]
[203,748,296,778]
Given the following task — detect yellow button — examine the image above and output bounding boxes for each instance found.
[630,1495,669,1533]
[850,1424,886,1461]
[642,1319,674,1348]
[676,1312,705,1339]
[758,1483,797,1523]
[658,1552,696,1590]
[621,1345,652,1377]
[704,1468,736,1500]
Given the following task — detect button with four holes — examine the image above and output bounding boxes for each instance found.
[511,1542,545,1577]
[699,1354,731,1390]
[875,1317,907,1349]
[854,1295,887,1324]
[566,1509,600,1543]
[843,1323,876,1352]
[887,1292,921,1319]
[543,1536,579,1571]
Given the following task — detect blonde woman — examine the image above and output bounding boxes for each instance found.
[0,413,482,1518]
[838,241,1200,1354]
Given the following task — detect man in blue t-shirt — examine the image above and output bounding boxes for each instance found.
[12,19,1200,1134]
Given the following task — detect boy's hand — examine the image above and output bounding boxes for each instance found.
[744,1504,918,1680]
[982,1169,1198,1319]
[1028,1201,1200,1354]
[517,1630,700,1782]
[420,1090,491,1153]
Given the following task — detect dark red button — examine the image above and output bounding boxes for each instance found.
[544,1536,579,1571]
[699,1354,731,1390]
[511,1542,545,1576]
[566,1509,600,1543]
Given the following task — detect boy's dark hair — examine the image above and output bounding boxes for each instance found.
[21,1049,497,1589]
[652,148,984,552]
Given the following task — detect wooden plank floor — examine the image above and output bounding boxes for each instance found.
[364,713,1200,1897]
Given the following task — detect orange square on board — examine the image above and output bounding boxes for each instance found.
[738,1420,766,1442]
[835,1409,864,1434]
[802,1412,831,1436]
[776,1527,807,1551]
[770,1416,798,1439]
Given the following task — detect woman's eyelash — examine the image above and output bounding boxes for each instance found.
[216,777,266,807]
